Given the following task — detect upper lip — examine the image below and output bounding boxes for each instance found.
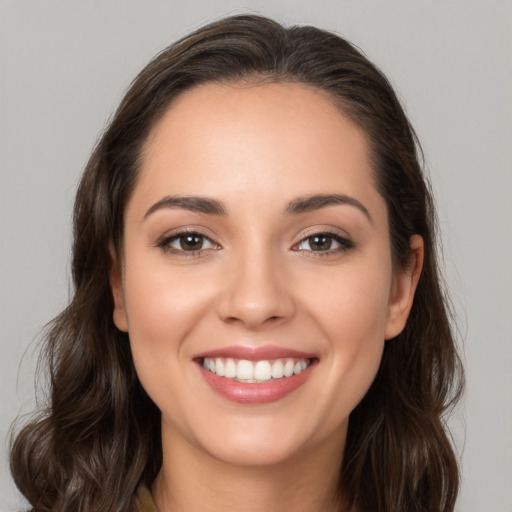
[194,345,317,361]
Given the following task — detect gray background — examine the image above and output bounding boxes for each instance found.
[1,1,511,510]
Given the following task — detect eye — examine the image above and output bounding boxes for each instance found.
[295,233,353,253]
[158,232,219,254]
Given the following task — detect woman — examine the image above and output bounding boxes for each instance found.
[10,14,463,512]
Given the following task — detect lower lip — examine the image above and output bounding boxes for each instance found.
[198,361,316,404]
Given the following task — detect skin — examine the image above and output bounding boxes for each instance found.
[110,82,423,512]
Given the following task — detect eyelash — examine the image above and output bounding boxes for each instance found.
[156,230,220,256]
[292,231,354,256]
[156,230,354,257]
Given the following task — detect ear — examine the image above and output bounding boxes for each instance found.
[109,244,129,332]
[385,235,424,340]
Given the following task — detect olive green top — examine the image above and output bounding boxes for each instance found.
[135,484,160,512]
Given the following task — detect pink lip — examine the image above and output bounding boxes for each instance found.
[194,345,318,404]
[199,363,316,404]
[194,345,316,361]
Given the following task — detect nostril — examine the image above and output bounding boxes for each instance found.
[215,279,296,328]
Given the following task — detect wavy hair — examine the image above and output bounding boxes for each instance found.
[10,14,463,512]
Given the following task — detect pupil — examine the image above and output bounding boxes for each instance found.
[311,235,331,251]
[180,234,202,250]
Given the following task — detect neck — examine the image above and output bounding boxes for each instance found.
[152,424,347,512]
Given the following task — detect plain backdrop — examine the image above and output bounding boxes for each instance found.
[1,1,511,511]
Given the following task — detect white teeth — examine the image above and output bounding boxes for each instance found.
[215,359,225,377]
[271,360,284,379]
[284,359,294,377]
[202,357,311,382]
[254,361,272,381]
[236,360,254,380]
[224,358,237,378]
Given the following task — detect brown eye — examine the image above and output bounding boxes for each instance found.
[159,232,219,254]
[307,235,333,251]
[179,234,205,251]
[296,233,353,253]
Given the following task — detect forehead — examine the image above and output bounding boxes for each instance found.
[131,81,383,219]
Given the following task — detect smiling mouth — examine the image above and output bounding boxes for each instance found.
[201,357,313,383]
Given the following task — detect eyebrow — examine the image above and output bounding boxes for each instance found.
[144,193,372,223]
[144,195,227,219]
[285,194,372,223]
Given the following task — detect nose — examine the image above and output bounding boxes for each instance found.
[216,247,295,329]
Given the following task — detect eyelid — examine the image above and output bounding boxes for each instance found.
[155,227,221,255]
[154,225,353,256]
[291,228,354,254]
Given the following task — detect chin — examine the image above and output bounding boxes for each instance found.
[201,431,306,468]
[182,410,346,469]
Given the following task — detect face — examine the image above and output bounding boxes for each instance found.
[110,82,421,468]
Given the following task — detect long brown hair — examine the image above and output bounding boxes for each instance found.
[10,14,463,512]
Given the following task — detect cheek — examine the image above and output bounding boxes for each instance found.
[302,261,391,402]
[121,263,218,436]
[121,258,213,378]
[306,258,392,342]
[124,248,213,328]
